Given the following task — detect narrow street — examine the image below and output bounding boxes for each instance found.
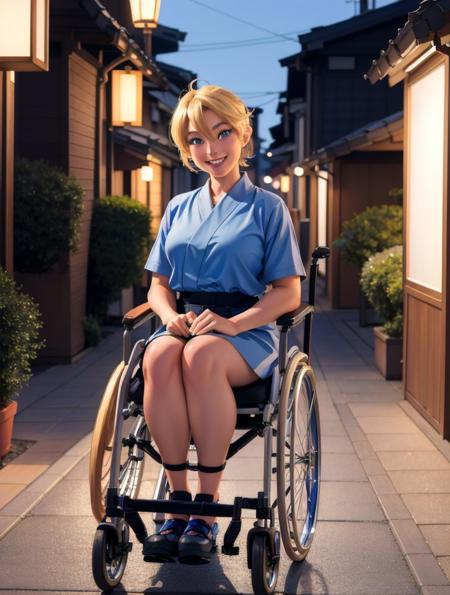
[1,308,448,593]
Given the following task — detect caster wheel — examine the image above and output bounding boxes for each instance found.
[250,532,280,595]
[92,519,130,591]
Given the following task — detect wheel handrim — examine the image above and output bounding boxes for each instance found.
[288,370,320,551]
[277,354,320,559]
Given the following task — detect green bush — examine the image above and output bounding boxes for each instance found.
[87,195,151,321]
[0,268,45,408]
[83,315,102,347]
[333,204,403,268]
[14,158,84,273]
[360,245,403,338]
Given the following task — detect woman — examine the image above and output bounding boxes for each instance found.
[142,80,306,564]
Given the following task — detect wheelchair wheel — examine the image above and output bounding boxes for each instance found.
[250,532,280,595]
[92,518,129,591]
[276,350,321,561]
[89,361,146,522]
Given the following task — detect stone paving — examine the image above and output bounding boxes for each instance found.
[0,306,449,594]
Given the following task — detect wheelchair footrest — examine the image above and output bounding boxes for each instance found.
[222,497,242,556]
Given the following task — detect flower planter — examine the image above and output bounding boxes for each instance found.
[0,400,18,458]
[373,326,403,380]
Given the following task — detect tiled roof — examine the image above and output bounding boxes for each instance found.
[302,111,403,166]
[365,0,450,84]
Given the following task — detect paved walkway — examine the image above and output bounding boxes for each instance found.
[0,306,449,594]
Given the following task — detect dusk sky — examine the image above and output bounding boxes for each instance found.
[158,0,401,150]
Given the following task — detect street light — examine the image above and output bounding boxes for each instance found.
[111,68,143,126]
[129,0,161,57]
[0,0,49,71]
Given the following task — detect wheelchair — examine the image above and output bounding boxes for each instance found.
[89,246,330,594]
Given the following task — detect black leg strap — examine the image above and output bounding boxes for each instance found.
[162,461,189,471]
[188,462,226,473]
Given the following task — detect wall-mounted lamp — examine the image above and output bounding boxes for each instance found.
[272,179,281,190]
[294,166,305,177]
[0,0,49,71]
[280,175,290,193]
[263,175,272,184]
[111,68,143,126]
[140,165,153,182]
[266,151,273,158]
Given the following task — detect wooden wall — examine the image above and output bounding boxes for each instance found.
[329,152,403,308]
[67,51,96,356]
[14,47,97,361]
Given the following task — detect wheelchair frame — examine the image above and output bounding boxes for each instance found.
[90,246,329,594]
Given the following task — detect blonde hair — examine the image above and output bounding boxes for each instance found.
[169,79,255,173]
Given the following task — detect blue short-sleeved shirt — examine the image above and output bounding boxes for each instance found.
[144,171,306,379]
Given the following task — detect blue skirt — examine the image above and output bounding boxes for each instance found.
[144,303,279,379]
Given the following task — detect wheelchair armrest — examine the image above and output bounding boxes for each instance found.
[276,303,314,328]
[122,302,156,330]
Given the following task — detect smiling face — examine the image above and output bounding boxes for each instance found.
[187,109,252,180]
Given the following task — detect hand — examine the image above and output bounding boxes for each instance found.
[166,311,197,338]
[189,308,239,337]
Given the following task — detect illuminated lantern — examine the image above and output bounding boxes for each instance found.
[111,69,143,126]
[0,0,49,71]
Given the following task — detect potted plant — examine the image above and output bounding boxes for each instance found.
[333,203,403,326]
[0,269,45,457]
[360,246,403,380]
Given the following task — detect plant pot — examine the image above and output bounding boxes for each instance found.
[373,326,403,380]
[359,290,382,327]
[0,400,18,458]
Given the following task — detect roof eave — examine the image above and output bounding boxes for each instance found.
[365,0,450,85]
[78,0,169,90]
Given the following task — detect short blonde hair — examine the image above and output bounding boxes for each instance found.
[169,79,255,173]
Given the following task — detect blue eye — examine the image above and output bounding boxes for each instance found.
[219,128,232,139]
[188,137,202,145]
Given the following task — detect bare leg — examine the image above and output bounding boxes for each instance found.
[142,335,191,520]
[181,335,259,525]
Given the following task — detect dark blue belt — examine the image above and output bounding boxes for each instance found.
[176,291,258,319]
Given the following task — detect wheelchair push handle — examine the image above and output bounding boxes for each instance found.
[308,245,330,308]
[311,246,330,265]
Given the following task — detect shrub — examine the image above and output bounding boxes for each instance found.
[0,268,45,408]
[83,315,102,347]
[360,245,403,338]
[333,204,402,269]
[14,158,84,273]
[87,195,151,321]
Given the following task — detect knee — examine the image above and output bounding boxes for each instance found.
[181,340,216,387]
[142,343,180,384]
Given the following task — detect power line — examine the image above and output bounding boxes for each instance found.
[237,91,282,97]
[187,0,299,43]
[178,37,298,52]
[182,30,307,48]
[253,96,280,108]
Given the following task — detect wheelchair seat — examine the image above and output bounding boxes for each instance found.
[232,375,272,410]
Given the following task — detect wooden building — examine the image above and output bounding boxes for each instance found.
[268,0,416,278]
[11,0,190,362]
[302,111,403,308]
[366,0,450,439]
